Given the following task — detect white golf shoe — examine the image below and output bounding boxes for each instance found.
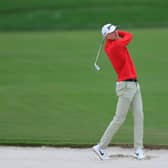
[93,144,110,160]
[134,148,145,160]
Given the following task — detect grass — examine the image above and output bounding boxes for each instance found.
[0,0,165,10]
[0,0,168,30]
[0,29,167,147]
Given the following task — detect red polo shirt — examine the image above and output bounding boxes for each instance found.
[105,30,137,81]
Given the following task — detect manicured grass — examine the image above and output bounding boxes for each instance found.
[0,29,167,146]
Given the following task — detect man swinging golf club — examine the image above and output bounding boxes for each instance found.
[93,23,145,160]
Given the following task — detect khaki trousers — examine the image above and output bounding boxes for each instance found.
[99,81,144,149]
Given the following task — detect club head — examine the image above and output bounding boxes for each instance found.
[94,63,101,71]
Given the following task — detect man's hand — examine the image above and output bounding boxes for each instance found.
[115,30,122,39]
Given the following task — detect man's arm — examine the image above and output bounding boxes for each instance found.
[116,30,133,47]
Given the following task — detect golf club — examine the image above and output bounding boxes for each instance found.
[94,38,105,71]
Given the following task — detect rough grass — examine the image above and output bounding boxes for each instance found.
[0,0,168,30]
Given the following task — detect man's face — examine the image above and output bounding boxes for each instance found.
[106,30,118,40]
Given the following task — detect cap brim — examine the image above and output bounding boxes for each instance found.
[108,25,118,33]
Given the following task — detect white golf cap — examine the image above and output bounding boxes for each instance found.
[101,23,118,37]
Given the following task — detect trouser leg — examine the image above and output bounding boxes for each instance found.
[131,83,144,149]
[99,96,131,149]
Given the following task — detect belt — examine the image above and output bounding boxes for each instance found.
[124,78,138,82]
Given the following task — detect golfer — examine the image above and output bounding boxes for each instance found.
[93,24,144,160]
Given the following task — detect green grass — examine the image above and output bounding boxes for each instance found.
[0,0,165,10]
[0,0,168,30]
[0,29,168,146]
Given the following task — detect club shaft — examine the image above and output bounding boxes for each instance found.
[95,39,104,64]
